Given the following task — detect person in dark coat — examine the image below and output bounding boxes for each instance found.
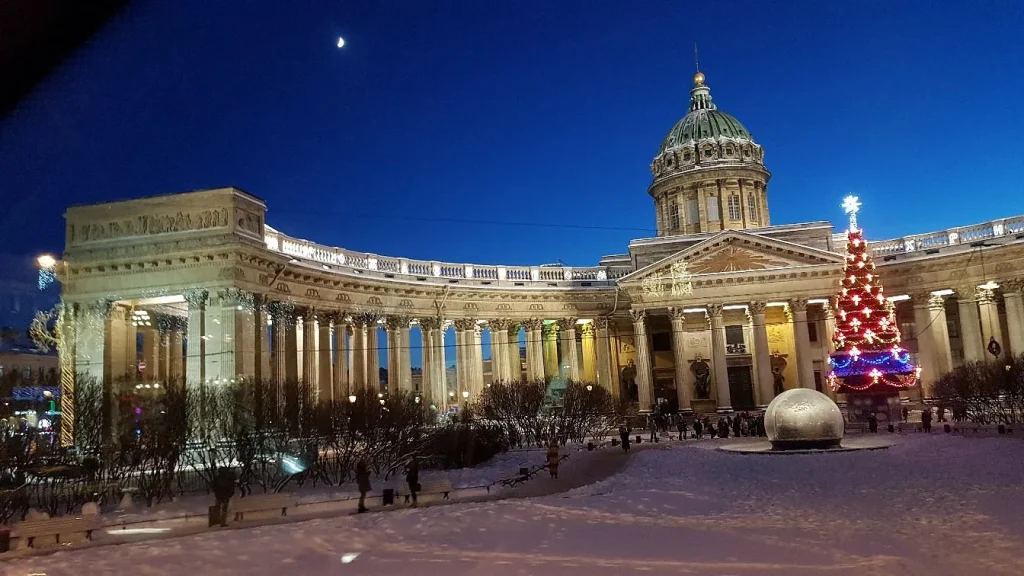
[619,425,630,452]
[732,416,742,437]
[693,419,703,439]
[676,418,687,440]
[868,413,878,433]
[648,417,658,443]
[921,407,933,433]
[212,467,237,527]
[355,459,371,513]
[405,457,420,508]
[546,440,560,479]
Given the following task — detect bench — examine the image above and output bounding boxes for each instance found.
[228,493,295,523]
[403,480,452,504]
[14,516,101,550]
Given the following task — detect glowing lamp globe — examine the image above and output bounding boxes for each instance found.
[764,388,844,450]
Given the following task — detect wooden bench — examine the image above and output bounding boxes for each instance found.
[403,480,452,503]
[228,493,295,523]
[14,516,101,550]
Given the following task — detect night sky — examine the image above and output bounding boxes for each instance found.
[2,0,1023,274]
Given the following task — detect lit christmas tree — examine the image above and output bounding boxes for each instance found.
[827,196,920,392]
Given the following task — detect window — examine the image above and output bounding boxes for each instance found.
[23,367,32,381]
[0,365,4,377]
[683,152,691,162]
[808,321,818,342]
[747,194,757,222]
[813,370,823,392]
[725,325,746,353]
[707,195,720,221]
[669,201,680,230]
[686,198,699,225]
[727,195,741,221]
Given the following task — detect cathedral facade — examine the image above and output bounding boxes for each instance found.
[57,71,1024,426]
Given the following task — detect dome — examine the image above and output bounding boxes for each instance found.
[657,72,754,154]
[764,389,845,450]
[658,109,752,153]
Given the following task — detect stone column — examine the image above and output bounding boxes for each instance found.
[928,294,953,377]
[453,319,476,398]
[350,315,368,389]
[911,293,939,393]
[366,321,381,391]
[386,316,401,390]
[217,289,255,382]
[284,309,299,384]
[332,317,349,398]
[508,324,521,381]
[1002,280,1024,357]
[184,290,208,385]
[473,324,484,395]
[489,319,509,382]
[542,322,559,380]
[957,294,985,362]
[708,304,733,412]
[399,321,412,392]
[668,307,692,413]
[630,309,655,412]
[437,321,450,406]
[750,301,774,406]
[253,297,267,383]
[594,317,613,392]
[557,318,580,381]
[581,322,597,383]
[524,319,544,381]
[418,319,436,405]
[269,303,289,385]
[977,288,1004,359]
[790,298,815,390]
[168,320,185,382]
[141,326,160,383]
[156,324,170,383]
[318,313,333,402]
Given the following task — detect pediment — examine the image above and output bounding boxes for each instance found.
[620,230,845,283]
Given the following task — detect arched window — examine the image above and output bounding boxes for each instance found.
[727,195,741,221]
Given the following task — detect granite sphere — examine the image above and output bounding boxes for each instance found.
[764,388,844,450]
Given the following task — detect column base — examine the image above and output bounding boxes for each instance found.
[756,404,769,411]
[716,406,734,414]
[677,408,695,416]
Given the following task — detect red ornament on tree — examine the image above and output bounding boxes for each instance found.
[827,196,919,392]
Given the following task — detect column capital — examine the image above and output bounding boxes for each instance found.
[556,317,578,330]
[629,309,647,324]
[268,300,295,321]
[183,289,208,307]
[667,306,687,321]
[490,318,513,331]
[928,294,947,311]
[580,322,595,337]
[749,300,767,315]
[351,311,380,327]
[217,288,253,309]
[542,322,559,337]
[419,317,441,331]
[788,298,808,313]
[507,324,521,337]
[1002,278,1024,295]
[976,287,996,305]
[83,299,114,319]
[594,317,610,330]
[385,315,411,331]
[909,291,933,306]
[524,318,545,331]
[707,303,725,318]
[453,318,477,331]
[301,307,319,322]
[320,310,341,324]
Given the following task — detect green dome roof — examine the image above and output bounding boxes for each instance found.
[657,73,755,154]
[659,109,752,153]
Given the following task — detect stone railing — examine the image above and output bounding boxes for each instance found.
[264,226,630,288]
[832,215,1024,260]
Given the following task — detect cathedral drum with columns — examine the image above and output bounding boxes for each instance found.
[55,70,1024,433]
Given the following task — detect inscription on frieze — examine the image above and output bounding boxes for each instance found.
[398,299,414,308]
[275,282,290,294]
[71,208,231,243]
[367,296,383,306]
[335,293,351,302]
[305,288,321,299]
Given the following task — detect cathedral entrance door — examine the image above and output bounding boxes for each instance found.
[727,366,756,410]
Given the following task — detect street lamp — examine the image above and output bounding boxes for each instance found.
[462,391,469,399]
[348,395,357,403]
[36,255,56,269]
[586,384,593,392]
[36,254,57,290]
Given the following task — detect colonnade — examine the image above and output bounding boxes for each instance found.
[629,299,834,414]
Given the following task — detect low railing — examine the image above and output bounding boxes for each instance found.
[834,215,1024,259]
[265,226,628,287]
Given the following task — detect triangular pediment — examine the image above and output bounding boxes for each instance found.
[620,230,845,283]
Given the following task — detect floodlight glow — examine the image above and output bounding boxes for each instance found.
[36,254,56,269]
[337,37,345,48]
[930,289,954,296]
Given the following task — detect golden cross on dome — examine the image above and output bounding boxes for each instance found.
[842,195,861,231]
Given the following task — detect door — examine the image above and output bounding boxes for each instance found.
[727,366,756,410]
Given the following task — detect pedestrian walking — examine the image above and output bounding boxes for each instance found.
[648,417,658,443]
[619,425,631,452]
[676,419,687,440]
[921,407,933,433]
[405,456,420,508]
[693,419,703,439]
[212,466,237,527]
[355,459,371,513]
[547,440,560,479]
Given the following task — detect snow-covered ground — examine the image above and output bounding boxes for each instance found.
[5,435,1024,575]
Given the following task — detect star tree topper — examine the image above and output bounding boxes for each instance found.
[842,194,861,232]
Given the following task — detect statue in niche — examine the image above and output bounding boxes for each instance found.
[620,360,638,402]
[691,355,711,399]
[770,354,788,396]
